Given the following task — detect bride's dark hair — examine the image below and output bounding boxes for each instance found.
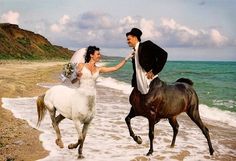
[85,46,100,63]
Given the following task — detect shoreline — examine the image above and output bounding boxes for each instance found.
[0,60,236,160]
[0,60,66,161]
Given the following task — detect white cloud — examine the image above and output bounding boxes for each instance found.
[159,17,228,47]
[160,18,200,43]
[50,24,61,33]
[50,14,70,33]
[161,18,198,36]
[100,15,112,28]
[140,18,161,39]
[0,10,20,24]
[119,16,137,26]
[52,12,122,47]
[210,29,228,46]
[79,12,113,29]
[46,13,230,49]
[161,18,176,30]
[59,15,70,25]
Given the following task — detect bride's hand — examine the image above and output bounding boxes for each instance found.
[77,71,82,79]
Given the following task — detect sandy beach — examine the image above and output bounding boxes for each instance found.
[0,60,236,161]
[0,60,66,161]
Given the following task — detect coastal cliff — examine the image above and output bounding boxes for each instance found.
[0,23,73,59]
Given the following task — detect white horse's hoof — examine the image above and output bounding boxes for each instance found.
[55,139,64,148]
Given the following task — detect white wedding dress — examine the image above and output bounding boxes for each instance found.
[69,65,99,118]
[78,66,99,90]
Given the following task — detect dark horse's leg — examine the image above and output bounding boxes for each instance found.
[168,116,179,147]
[125,107,142,144]
[146,118,155,156]
[187,105,214,155]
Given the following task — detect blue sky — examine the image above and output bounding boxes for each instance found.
[0,0,235,61]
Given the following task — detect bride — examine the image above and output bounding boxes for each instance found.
[36,46,133,159]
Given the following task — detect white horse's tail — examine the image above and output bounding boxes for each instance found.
[36,94,47,127]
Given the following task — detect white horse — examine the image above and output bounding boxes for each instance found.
[37,83,96,159]
[36,48,97,159]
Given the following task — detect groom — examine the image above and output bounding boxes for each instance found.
[126,28,168,95]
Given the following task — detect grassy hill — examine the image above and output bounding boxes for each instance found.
[0,23,73,60]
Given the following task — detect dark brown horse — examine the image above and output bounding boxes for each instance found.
[125,77,214,156]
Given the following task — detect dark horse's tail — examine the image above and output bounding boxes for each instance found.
[176,78,194,86]
[177,77,214,155]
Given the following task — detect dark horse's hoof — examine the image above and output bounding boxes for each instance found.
[210,148,214,155]
[134,135,142,144]
[78,154,84,159]
[146,150,153,156]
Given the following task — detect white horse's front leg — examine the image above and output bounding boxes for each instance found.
[78,122,90,159]
[68,120,83,149]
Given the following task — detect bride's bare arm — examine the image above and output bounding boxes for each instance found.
[99,59,127,73]
[99,52,133,73]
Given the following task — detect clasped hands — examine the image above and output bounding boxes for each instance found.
[146,70,154,79]
[125,52,154,79]
[125,52,135,61]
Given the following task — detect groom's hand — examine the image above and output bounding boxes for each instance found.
[146,70,154,79]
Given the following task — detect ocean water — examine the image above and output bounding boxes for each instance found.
[103,60,236,113]
[2,60,236,160]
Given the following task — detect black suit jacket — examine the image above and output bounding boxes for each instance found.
[131,40,168,87]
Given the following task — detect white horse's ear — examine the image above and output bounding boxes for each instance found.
[70,48,87,64]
